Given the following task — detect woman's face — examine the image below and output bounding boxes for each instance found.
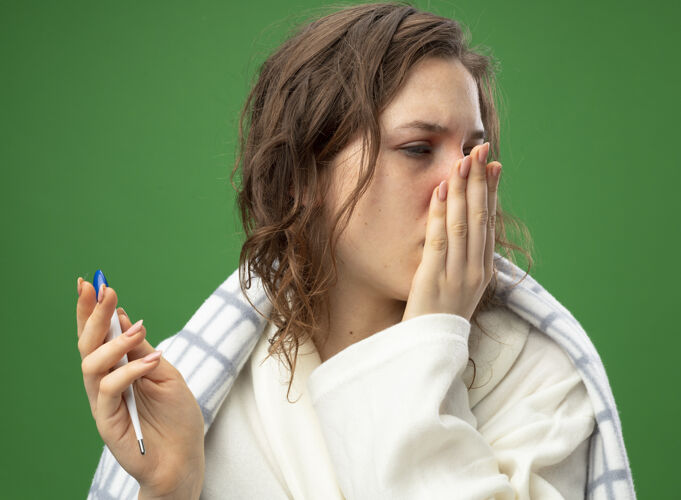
[324,56,486,302]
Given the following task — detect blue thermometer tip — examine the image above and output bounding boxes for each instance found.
[93,269,109,301]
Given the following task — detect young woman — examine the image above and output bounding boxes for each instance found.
[78,3,635,499]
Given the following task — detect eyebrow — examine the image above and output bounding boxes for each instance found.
[395,120,488,141]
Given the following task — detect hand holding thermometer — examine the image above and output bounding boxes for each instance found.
[94,269,146,455]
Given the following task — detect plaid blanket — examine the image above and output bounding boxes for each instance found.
[87,252,636,499]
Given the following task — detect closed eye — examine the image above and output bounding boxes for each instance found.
[402,145,432,158]
[401,145,474,158]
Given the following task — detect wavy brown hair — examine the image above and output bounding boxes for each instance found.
[229,1,535,402]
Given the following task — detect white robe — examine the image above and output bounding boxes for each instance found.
[202,307,594,499]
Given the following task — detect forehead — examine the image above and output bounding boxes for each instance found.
[380,57,482,133]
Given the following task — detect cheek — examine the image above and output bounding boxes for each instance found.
[396,184,432,239]
[362,194,426,245]
[334,172,431,252]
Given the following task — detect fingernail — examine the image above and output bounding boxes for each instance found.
[118,306,127,317]
[143,350,162,362]
[460,156,472,178]
[478,142,490,163]
[125,319,144,336]
[494,164,502,178]
[98,283,106,304]
[77,277,83,297]
[437,180,448,201]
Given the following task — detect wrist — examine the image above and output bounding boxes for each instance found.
[138,481,202,500]
[138,472,204,500]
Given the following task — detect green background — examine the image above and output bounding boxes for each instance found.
[2,0,678,498]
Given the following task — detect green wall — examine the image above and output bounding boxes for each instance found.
[2,0,678,497]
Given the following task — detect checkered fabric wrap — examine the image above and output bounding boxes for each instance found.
[86,253,636,499]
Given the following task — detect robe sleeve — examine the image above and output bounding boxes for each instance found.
[306,313,595,500]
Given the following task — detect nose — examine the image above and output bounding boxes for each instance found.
[437,150,467,181]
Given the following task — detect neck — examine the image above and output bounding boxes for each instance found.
[312,276,406,364]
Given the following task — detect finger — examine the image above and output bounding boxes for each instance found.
[81,321,147,416]
[77,284,119,360]
[419,179,449,280]
[445,156,470,275]
[465,143,489,274]
[96,354,162,421]
[76,279,96,339]
[484,161,502,279]
[116,308,156,361]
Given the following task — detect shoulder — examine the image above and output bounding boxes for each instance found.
[503,325,586,398]
[470,311,594,428]
[466,304,587,409]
